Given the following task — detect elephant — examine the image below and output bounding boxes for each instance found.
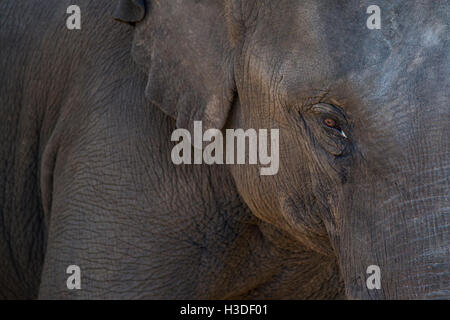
[0,0,448,299]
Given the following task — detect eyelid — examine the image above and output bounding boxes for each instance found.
[311,103,347,119]
[311,104,349,127]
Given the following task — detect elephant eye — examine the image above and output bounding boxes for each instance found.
[324,118,337,127]
[323,118,347,138]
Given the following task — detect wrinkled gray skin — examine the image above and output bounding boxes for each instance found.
[0,0,448,299]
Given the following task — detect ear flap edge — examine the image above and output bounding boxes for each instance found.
[113,0,146,24]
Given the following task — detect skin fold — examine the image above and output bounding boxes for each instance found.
[0,0,448,299]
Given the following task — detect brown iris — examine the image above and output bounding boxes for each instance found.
[324,118,337,128]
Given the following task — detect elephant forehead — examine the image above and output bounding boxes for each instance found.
[242,0,447,100]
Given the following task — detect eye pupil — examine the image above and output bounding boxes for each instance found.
[324,118,336,127]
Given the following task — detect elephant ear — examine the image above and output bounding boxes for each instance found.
[113,0,146,24]
[115,0,237,135]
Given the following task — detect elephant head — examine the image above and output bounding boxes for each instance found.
[114,0,449,299]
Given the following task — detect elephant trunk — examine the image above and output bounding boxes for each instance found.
[375,196,448,299]
[331,129,449,299]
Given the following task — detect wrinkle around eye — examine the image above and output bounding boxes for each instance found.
[319,132,348,156]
